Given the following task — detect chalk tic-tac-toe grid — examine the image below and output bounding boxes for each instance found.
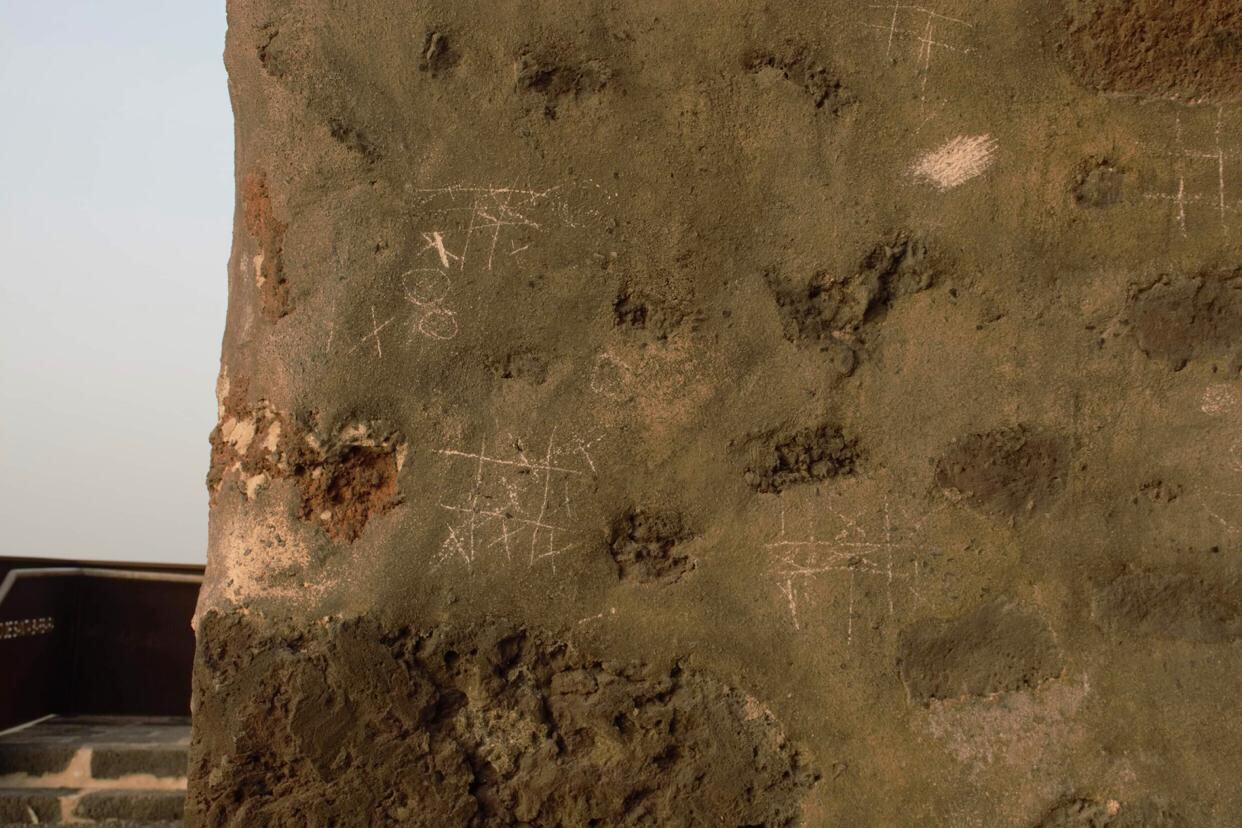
[434,429,601,571]
[767,496,935,643]
[864,3,975,117]
[1142,105,1242,238]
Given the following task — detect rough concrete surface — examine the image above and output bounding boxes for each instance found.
[195,0,1242,824]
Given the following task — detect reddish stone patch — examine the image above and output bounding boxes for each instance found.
[207,383,403,543]
[241,170,290,321]
[296,444,402,543]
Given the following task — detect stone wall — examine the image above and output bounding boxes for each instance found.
[194,1,1242,824]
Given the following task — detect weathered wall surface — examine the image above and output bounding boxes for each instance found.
[194,0,1242,824]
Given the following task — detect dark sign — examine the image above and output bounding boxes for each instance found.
[0,557,202,732]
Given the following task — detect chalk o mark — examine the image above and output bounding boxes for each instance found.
[399,267,460,342]
[402,267,453,305]
[418,307,460,340]
[589,352,636,400]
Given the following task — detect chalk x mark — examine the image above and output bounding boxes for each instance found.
[349,305,394,359]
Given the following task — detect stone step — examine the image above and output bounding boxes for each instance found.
[90,746,188,782]
[0,786,184,824]
[0,717,189,787]
[0,787,67,824]
[75,789,186,822]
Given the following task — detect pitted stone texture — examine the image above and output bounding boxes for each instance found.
[1066,0,1242,104]
[188,613,818,827]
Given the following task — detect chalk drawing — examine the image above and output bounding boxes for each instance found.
[341,179,611,362]
[766,494,939,643]
[865,3,975,126]
[401,268,459,342]
[420,231,460,269]
[340,267,459,361]
[1142,105,1241,238]
[349,305,395,358]
[912,134,998,190]
[589,351,638,400]
[410,182,605,273]
[324,300,337,354]
[433,427,601,572]
[576,607,618,626]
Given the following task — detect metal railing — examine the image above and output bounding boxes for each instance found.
[0,567,202,608]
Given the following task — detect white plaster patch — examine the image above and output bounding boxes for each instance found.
[215,365,231,419]
[220,417,256,455]
[912,134,998,190]
[209,511,315,610]
[743,695,772,722]
[244,472,269,500]
[338,423,374,444]
[262,420,282,452]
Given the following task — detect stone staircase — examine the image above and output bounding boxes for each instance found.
[0,716,187,825]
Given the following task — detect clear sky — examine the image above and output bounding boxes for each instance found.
[0,3,230,563]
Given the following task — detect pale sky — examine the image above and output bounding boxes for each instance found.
[0,3,231,563]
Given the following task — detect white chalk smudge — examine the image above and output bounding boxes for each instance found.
[912,134,998,190]
[1201,384,1238,416]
